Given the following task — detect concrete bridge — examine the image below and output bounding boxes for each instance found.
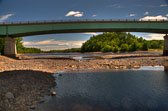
[0,20,168,56]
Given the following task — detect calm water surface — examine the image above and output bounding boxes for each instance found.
[23,52,162,61]
[34,69,168,111]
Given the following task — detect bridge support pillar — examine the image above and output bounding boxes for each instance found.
[163,35,168,56]
[4,37,17,57]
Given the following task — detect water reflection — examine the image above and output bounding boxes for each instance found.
[134,66,164,71]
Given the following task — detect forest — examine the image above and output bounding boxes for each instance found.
[81,32,163,52]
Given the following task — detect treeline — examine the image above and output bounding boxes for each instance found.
[0,37,42,54]
[81,32,163,52]
[45,48,81,53]
[0,33,164,54]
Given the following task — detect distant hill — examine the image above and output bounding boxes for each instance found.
[81,32,163,52]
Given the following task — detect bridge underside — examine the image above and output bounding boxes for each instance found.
[0,29,168,38]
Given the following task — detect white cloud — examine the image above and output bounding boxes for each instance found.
[65,11,83,17]
[144,12,149,15]
[0,13,14,22]
[82,32,97,35]
[166,14,168,17]
[82,32,103,35]
[23,39,86,51]
[160,4,168,7]
[74,13,83,17]
[34,46,68,51]
[129,14,135,17]
[107,4,121,8]
[139,15,168,21]
[143,34,165,40]
[92,14,97,17]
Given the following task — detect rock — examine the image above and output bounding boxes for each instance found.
[39,99,45,103]
[30,105,35,109]
[70,65,75,68]
[5,92,14,99]
[114,66,119,69]
[133,66,140,69]
[51,91,56,96]
[32,101,38,105]
[164,65,168,72]
[4,99,9,103]
[59,74,62,76]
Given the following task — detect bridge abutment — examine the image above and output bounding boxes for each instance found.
[4,37,17,57]
[163,35,168,56]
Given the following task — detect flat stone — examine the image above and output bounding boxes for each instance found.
[114,66,119,69]
[5,92,14,99]
[30,105,35,109]
[133,66,140,69]
[32,101,38,105]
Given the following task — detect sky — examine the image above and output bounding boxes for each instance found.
[0,0,168,50]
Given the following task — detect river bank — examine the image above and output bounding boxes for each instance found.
[0,52,168,111]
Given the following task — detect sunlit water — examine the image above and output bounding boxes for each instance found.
[33,67,168,111]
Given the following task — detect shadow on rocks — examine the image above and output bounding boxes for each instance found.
[0,70,56,111]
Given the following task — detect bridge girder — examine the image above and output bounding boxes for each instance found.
[0,21,168,37]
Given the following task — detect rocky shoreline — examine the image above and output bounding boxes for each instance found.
[0,52,168,111]
[0,70,55,111]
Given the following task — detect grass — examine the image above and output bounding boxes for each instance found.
[148,49,163,51]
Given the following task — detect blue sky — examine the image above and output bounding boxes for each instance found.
[0,0,168,50]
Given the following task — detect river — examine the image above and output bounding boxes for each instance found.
[23,51,162,61]
[32,67,168,111]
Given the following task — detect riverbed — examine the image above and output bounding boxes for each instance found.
[0,52,168,111]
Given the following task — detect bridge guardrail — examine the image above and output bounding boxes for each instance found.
[0,19,168,25]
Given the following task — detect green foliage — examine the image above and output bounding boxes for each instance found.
[120,44,129,52]
[142,42,148,51]
[0,38,5,54]
[45,48,81,53]
[14,37,42,54]
[101,45,112,52]
[81,32,164,52]
[147,40,163,49]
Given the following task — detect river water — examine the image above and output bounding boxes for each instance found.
[23,51,162,61]
[33,67,168,111]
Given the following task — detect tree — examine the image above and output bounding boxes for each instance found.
[101,45,112,52]
[0,38,5,55]
[80,32,163,52]
[142,42,148,51]
[120,44,129,52]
